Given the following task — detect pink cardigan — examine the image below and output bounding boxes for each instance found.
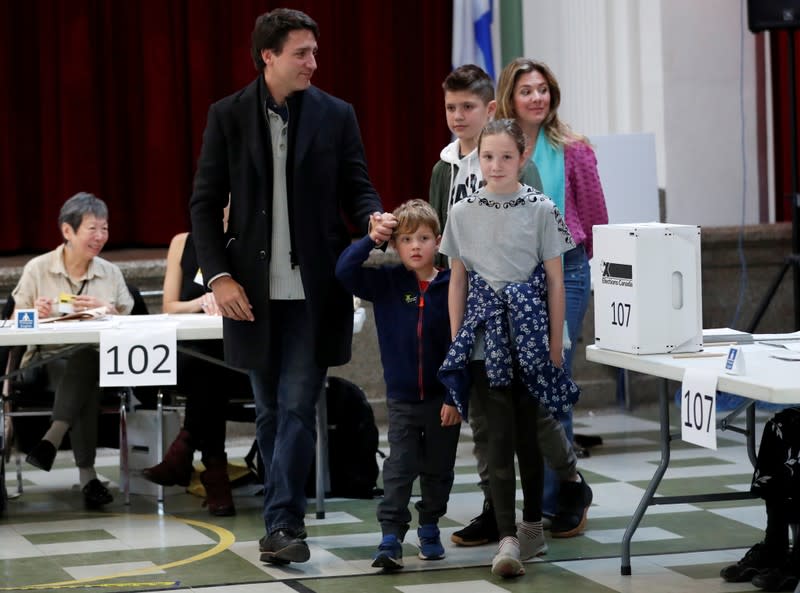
[564,140,608,259]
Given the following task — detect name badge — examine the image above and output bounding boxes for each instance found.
[58,292,77,314]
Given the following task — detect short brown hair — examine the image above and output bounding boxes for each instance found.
[251,8,319,71]
[442,64,494,104]
[392,199,441,237]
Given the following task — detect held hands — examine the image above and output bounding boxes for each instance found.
[440,403,462,427]
[198,292,221,316]
[210,276,254,321]
[368,212,398,245]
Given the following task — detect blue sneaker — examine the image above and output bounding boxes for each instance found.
[372,534,403,570]
[417,524,445,560]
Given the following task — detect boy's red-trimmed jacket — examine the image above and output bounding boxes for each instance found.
[335,235,453,404]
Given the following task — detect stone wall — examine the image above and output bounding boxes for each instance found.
[1,223,794,420]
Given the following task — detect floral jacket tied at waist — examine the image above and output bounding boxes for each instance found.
[438,264,580,419]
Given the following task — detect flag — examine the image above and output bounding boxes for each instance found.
[452,0,496,80]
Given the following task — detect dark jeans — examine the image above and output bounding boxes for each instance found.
[248,300,327,535]
[470,361,542,538]
[543,243,590,515]
[469,389,575,499]
[378,395,461,540]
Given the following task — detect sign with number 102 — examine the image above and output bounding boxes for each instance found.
[680,368,718,450]
[99,326,177,387]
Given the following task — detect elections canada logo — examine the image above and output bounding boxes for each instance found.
[16,309,37,329]
[600,261,633,287]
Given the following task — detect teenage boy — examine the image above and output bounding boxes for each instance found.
[429,64,541,265]
[429,64,593,546]
[336,200,461,570]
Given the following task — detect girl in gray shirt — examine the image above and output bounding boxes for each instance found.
[439,119,577,579]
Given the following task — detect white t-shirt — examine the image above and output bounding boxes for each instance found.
[440,185,575,292]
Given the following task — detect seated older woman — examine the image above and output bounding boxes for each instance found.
[11,192,133,508]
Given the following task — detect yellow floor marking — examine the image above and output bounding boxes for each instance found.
[0,515,235,591]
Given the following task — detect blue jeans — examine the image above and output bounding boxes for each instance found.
[542,244,591,516]
[248,300,327,534]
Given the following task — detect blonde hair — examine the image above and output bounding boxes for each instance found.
[392,199,441,237]
[495,58,586,148]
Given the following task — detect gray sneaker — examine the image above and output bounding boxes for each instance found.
[517,521,548,560]
[491,536,525,578]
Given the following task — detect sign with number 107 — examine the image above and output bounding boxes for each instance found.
[99,326,177,387]
[680,368,718,450]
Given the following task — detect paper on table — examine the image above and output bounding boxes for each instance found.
[115,314,170,325]
[754,331,800,343]
[43,319,115,331]
[703,328,753,344]
[39,306,110,323]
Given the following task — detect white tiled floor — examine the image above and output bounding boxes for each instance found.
[1,406,784,592]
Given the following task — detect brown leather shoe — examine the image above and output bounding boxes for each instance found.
[200,454,235,516]
[142,429,194,487]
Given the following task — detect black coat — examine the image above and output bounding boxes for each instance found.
[189,77,382,370]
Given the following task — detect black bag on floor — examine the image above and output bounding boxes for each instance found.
[316,376,382,499]
[245,377,382,499]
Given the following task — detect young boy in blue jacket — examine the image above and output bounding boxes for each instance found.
[336,199,461,570]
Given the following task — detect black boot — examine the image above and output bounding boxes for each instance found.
[720,542,784,582]
[26,440,57,472]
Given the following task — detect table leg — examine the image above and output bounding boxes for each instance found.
[315,381,329,519]
[15,454,22,495]
[0,424,6,513]
[119,397,130,505]
[621,377,672,575]
[0,398,7,512]
[745,403,757,467]
[156,391,165,508]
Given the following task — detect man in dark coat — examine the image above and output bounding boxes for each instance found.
[189,8,394,565]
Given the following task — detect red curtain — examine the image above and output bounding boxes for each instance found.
[0,0,452,252]
[771,28,800,222]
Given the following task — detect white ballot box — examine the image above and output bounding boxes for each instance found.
[592,222,703,354]
[126,409,185,496]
